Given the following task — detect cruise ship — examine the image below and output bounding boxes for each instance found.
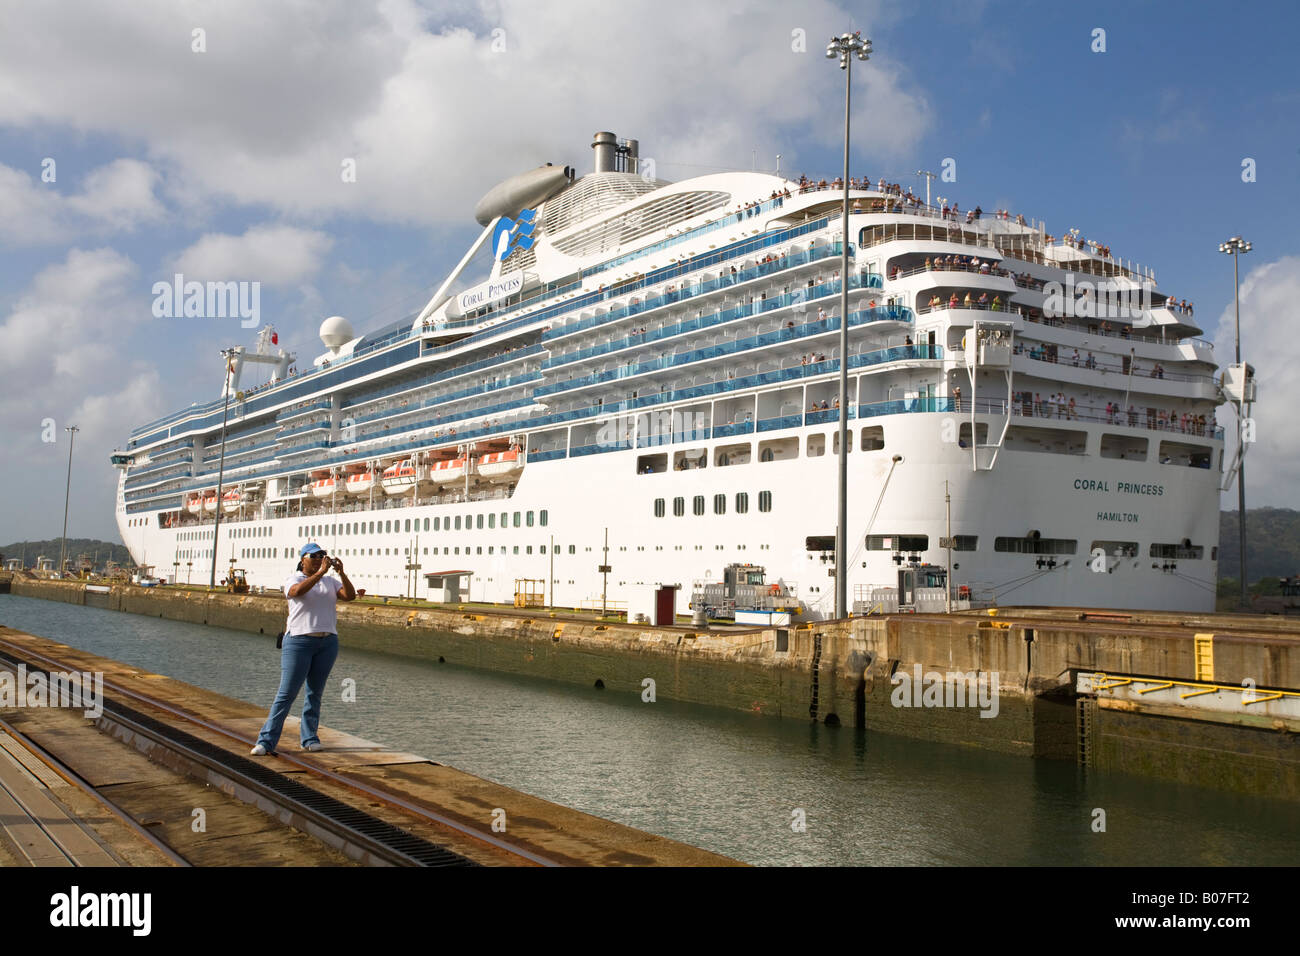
[112,131,1243,616]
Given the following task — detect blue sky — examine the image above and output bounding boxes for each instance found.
[1,0,1296,543]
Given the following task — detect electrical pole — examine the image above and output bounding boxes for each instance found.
[59,425,79,577]
[209,349,236,590]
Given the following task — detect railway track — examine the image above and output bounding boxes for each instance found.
[0,639,563,867]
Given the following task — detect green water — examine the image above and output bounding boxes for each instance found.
[2,594,1295,865]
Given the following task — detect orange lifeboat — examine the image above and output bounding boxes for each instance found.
[476,448,522,483]
[311,476,337,499]
[186,494,203,515]
[427,456,470,488]
[345,471,376,496]
[202,492,218,514]
[381,459,427,495]
[221,490,241,513]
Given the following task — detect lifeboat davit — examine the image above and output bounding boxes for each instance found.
[186,494,203,515]
[476,449,523,483]
[311,477,337,499]
[202,492,218,514]
[381,459,426,495]
[221,490,241,513]
[345,471,376,496]
[427,456,470,488]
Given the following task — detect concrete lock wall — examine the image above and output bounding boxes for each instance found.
[4,575,1299,798]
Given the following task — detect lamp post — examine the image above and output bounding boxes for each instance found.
[826,29,872,620]
[58,425,79,578]
[1219,236,1251,608]
[209,349,237,590]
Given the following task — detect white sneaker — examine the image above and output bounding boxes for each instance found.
[250,744,267,756]
[303,742,322,752]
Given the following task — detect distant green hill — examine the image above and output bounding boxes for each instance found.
[0,538,135,569]
[1217,508,1300,582]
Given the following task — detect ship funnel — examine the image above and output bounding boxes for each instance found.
[592,131,618,173]
[591,132,641,175]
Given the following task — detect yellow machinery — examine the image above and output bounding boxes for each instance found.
[514,578,544,608]
[225,568,250,594]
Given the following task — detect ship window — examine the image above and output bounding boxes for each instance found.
[405,520,411,533]
[455,516,462,530]
[540,510,548,527]
[455,547,460,555]
[489,514,496,529]
[514,546,520,555]
[527,511,534,527]
[434,517,440,530]
[501,512,508,527]
[654,498,665,518]
[476,515,484,529]
[1150,542,1204,560]
[994,536,1078,555]
[759,491,772,512]
[369,522,375,533]
[569,545,576,554]
[424,518,430,531]
[527,546,533,554]
[953,535,978,551]
[867,535,930,551]
[1092,540,1138,560]
[694,495,705,516]
[806,434,826,457]
[466,512,472,528]
[489,546,494,554]
[861,426,885,451]
[477,546,483,555]
[736,492,749,514]
[674,497,685,517]
[384,521,392,533]
[714,494,726,515]
[513,512,521,527]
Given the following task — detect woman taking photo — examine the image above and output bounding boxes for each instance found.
[251,542,356,755]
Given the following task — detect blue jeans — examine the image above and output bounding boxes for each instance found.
[256,633,339,751]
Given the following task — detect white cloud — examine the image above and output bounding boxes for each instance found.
[1211,255,1300,509]
[0,158,165,246]
[170,224,334,285]
[0,0,930,226]
[0,247,140,380]
[0,248,160,541]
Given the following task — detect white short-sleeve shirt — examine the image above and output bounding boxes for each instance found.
[283,571,343,636]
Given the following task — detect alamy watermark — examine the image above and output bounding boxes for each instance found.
[1042,274,1157,323]
[0,664,103,719]
[152,273,260,328]
[890,665,1000,718]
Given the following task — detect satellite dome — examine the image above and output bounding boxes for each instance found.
[319,315,354,351]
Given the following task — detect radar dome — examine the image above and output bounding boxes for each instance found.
[319,315,355,351]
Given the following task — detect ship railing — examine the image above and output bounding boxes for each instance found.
[536,307,919,398]
[964,396,1223,443]
[447,216,840,347]
[543,241,861,343]
[1012,348,1218,385]
[543,274,891,375]
[889,262,1014,282]
[343,371,543,431]
[347,346,547,412]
